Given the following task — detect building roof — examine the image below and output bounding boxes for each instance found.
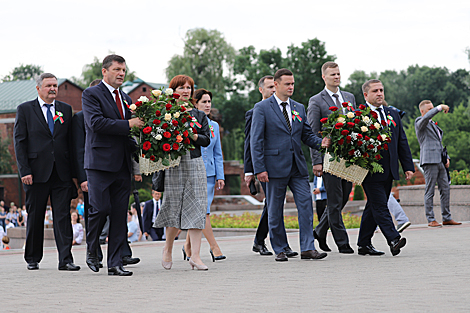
[121,78,168,94]
[0,79,81,114]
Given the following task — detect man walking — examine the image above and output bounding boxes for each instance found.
[415,100,461,227]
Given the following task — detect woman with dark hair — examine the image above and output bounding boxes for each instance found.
[183,89,226,262]
[154,75,211,270]
[71,210,83,245]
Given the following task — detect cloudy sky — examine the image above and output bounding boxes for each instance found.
[2,0,470,88]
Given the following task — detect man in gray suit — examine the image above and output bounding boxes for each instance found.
[251,68,330,262]
[307,62,356,253]
[415,100,461,227]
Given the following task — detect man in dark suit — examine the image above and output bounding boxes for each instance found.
[244,75,297,257]
[357,79,414,256]
[82,54,144,276]
[415,100,461,227]
[307,62,357,254]
[14,73,79,271]
[250,69,330,262]
[143,190,164,241]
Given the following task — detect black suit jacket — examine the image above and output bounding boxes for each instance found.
[243,108,255,174]
[143,199,160,233]
[72,111,87,185]
[14,99,75,183]
[363,106,414,183]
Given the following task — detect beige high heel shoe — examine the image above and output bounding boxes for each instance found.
[162,250,172,270]
[189,259,208,271]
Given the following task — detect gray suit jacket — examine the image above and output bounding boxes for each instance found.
[307,89,356,165]
[415,107,448,166]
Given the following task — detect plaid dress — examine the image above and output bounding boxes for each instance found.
[153,152,207,230]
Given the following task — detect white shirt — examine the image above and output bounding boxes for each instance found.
[315,176,323,201]
[102,80,125,114]
[152,199,160,223]
[273,93,292,126]
[325,87,345,104]
[37,97,55,122]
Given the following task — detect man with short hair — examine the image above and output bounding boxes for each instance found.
[415,100,461,227]
[143,190,164,241]
[244,75,296,257]
[251,69,331,262]
[82,54,144,276]
[14,73,79,271]
[307,61,357,254]
[357,80,414,256]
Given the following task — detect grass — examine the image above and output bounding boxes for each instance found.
[210,212,362,229]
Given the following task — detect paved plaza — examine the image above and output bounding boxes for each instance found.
[1,222,470,312]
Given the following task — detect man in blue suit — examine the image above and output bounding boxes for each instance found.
[357,79,414,257]
[143,190,164,241]
[250,69,331,262]
[82,54,144,276]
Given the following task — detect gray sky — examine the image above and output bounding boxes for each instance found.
[2,0,470,88]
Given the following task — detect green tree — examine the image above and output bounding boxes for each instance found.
[0,139,13,174]
[344,70,375,105]
[2,64,42,82]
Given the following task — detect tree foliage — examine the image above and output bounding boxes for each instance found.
[2,64,42,82]
[0,139,13,174]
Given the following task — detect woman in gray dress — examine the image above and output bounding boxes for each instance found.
[153,75,211,270]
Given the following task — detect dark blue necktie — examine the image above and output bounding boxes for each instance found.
[377,107,387,127]
[45,103,54,134]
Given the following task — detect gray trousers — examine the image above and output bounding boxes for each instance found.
[422,163,452,222]
[388,194,409,225]
[314,173,351,247]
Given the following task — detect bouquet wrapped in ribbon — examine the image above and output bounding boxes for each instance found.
[320,102,391,183]
[128,88,196,175]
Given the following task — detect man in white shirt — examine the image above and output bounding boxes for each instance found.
[143,190,164,241]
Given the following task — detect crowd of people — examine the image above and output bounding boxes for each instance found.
[7,54,462,274]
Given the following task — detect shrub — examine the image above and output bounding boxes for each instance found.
[353,184,364,200]
[450,169,470,185]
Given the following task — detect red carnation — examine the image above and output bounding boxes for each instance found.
[369,125,376,130]
[348,150,355,156]
[142,126,152,134]
[142,141,151,151]
[341,130,349,136]
[166,103,172,110]
[347,122,355,128]
[363,153,369,158]
[163,131,171,138]
[150,155,156,161]
[368,144,374,149]
[386,137,391,143]
[342,102,349,107]
[355,111,362,116]
[329,106,338,112]
[183,130,189,137]
[172,143,179,150]
[381,120,387,126]
[172,120,178,126]
[371,111,378,119]
[163,143,171,152]
[375,155,381,160]
[364,136,370,141]
[174,130,180,135]
[173,93,180,99]
[181,118,187,123]
[192,127,197,134]
[346,135,352,143]
[338,139,344,145]
[180,106,186,112]
[359,104,366,110]
[162,123,169,129]
[153,119,161,125]
[135,101,142,107]
[155,110,161,116]
[320,118,328,124]
[357,134,363,139]
[354,118,361,124]
[377,145,382,150]
[384,144,389,150]
[184,138,190,144]
[335,122,344,129]
[358,140,363,146]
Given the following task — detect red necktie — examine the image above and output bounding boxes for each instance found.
[113,90,124,119]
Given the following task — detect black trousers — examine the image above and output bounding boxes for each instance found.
[315,199,327,221]
[254,182,269,245]
[23,165,74,266]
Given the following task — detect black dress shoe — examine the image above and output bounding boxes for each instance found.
[99,262,103,268]
[300,250,328,260]
[358,245,385,256]
[122,256,140,266]
[338,244,354,254]
[275,252,288,262]
[86,252,100,273]
[253,243,273,256]
[27,262,39,270]
[108,266,133,276]
[284,246,299,258]
[314,230,331,252]
[58,263,81,271]
[390,237,406,256]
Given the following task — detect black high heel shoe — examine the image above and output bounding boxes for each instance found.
[210,250,226,262]
[182,247,190,261]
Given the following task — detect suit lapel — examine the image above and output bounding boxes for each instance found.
[321,90,336,109]
[32,99,52,135]
[269,96,291,134]
[120,90,131,119]
[99,82,122,119]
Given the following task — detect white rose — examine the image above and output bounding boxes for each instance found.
[164,88,174,96]
[155,134,162,140]
[164,113,172,121]
[152,89,162,97]
[374,122,381,129]
[362,116,370,123]
[173,112,180,118]
[337,117,345,123]
[129,104,137,111]
[361,126,368,132]
[380,135,387,141]
[346,112,355,119]
[138,96,149,103]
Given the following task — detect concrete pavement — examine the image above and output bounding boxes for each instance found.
[1,222,469,312]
